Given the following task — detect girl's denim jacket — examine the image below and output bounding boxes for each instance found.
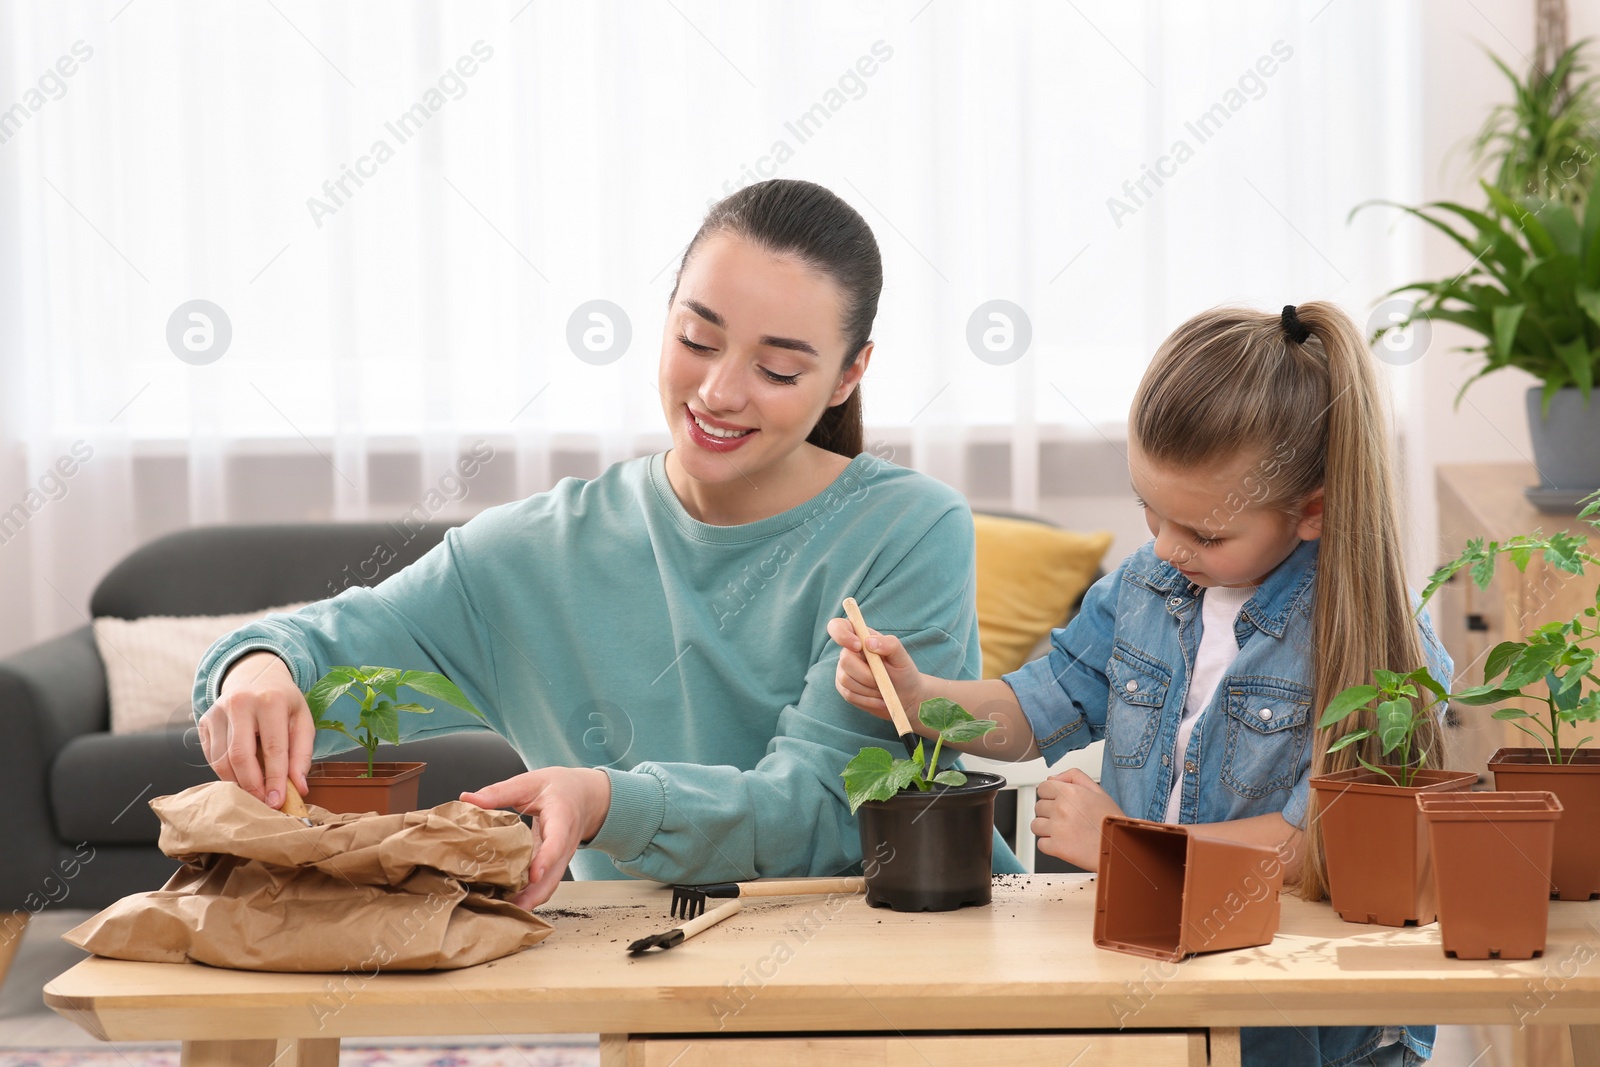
[1002,537,1451,1067]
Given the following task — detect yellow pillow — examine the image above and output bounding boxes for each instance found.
[974,514,1113,678]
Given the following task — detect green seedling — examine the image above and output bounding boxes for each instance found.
[306,665,485,776]
[841,698,998,813]
[1319,667,1449,787]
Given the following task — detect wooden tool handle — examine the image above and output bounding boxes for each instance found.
[679,897,741,941]
[738,877,865,898]
[840,597,915,737]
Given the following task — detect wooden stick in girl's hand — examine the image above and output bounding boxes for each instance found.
[840,597,921,759]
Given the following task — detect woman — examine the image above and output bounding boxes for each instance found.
[194,179,1023,908]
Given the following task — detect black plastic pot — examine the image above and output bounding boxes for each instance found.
[855,771,1005,912]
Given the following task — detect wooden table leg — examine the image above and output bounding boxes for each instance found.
[599,1034,633,1066]
[1571,1025,1600,1067]
[1209,1027,1242,1067]
[181,1039,339,1067]
[0,911,29,990]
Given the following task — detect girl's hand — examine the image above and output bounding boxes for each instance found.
[825,617,928,723]
[1032,768,1125,871]
[459,767,612,909]
[199,651,316,810]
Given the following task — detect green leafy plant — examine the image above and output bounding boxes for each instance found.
[1357,171,1600,412]
[1422,495,1600,764]
[841,698,998,814]
[1468,40,1600,210]
[306,665,485,776]
[1318,667,1450,787]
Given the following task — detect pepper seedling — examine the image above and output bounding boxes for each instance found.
[1318,666,1448,787]
[306,665,485,777]
[841,697,999,813]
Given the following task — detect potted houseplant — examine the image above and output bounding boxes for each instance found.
[1359,41,1600,506]
[1311,667,1476,926]
[841,698,1004,912]
[1419,790,1564,959]
[304,665,485,815]
[1429,496,1600,899]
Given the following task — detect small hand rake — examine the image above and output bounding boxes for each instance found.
[669,876,866,920]
[627,898,741,955]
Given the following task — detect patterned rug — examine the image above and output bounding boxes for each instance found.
[0,1047,598,1067]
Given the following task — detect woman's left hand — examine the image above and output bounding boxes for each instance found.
[1032,768,1125,872]
[459,767,612,909]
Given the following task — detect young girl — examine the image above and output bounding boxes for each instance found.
[829,302,1451,1067]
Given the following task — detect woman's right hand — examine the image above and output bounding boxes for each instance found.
[825,617,928,722]
[197,650,316,810]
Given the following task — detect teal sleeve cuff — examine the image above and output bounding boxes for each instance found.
[588,766,668,863]
[199,641,303,717]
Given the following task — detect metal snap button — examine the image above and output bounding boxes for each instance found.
[1184,760,1197,773]
[1162,754,1171,766]
[1125,680,1139,693]
[1258,707,1273,721]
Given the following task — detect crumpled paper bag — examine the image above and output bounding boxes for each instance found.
[64,781,552,971]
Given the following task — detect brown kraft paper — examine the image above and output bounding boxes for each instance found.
[64,781,552,971]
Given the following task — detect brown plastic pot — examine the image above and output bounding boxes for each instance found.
[1094,816,1285,961]
[1488,747,1600,901]
[303,761,426,815]
[856,771,1004,912]
[1309,766,1476,926]
[1419,790,1562,959]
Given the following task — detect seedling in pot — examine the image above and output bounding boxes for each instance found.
[306,665,485,777]
[1420,494,1600,765]
[841,698,998,813]
[1318,666,1448,787]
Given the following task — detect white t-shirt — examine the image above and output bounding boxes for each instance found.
[1163,582,1256,823]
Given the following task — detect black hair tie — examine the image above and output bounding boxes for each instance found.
[1281,304,1311,344]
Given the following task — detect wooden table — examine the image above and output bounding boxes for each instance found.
[44,875,1600,1066]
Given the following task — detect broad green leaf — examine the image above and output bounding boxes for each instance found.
[1503,641,1564,689]
[931,770,968,788]
[1491,707,1532,720]
[941,719,1000,744]
[916,697,972,735]
[1408,667,1448,700]
[841,747,920,813]
[364,699,401,746]
[1318,685,1377,728]
[305,672,359,717]
[1484,640,1527,682]
[1376,699,1414,754]
[399,671,485,717]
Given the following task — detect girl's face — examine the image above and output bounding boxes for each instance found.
[658,232,868,490]
[1127,438,1323,589]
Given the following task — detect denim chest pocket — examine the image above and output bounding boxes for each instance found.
[1106,642,1172,769]
[1219,677,1312,800]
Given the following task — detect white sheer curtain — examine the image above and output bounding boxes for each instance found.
[0,0,1422,657]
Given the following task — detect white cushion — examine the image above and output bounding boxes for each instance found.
[94,603,311,734]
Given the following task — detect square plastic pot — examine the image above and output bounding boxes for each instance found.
[1488,747,1600,901]
[303,761,426,815]
[1419,790,1562,960]
[855,771,1004,912]
[1308,767,1476,926]
[1093,816,1285,962]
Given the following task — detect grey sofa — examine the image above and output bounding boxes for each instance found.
[0,523,530,936]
